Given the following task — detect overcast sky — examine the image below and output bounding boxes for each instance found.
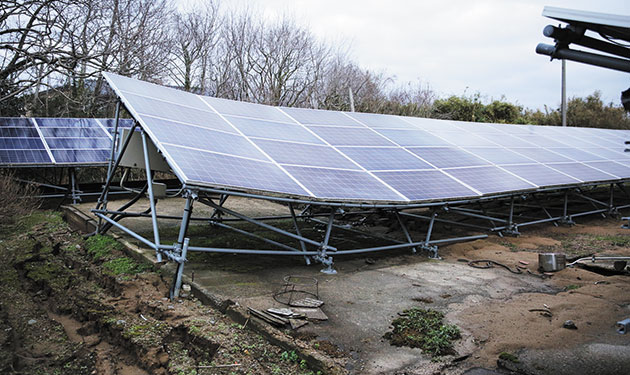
[215,0,629,110]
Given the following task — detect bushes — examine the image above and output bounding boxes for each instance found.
[0,171,40,226]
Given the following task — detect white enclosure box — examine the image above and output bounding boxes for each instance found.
[117,128,171,173]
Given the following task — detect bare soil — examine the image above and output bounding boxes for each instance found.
[0,212,326,375]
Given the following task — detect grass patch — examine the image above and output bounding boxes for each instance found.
[499,351,519,363]
[102,257,150,276]
[85,235,123,261]
[385,308,461,357]
[565,284,581,291]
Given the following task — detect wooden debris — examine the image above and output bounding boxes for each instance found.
[248,307,288,326]
[289,319,308,330]
[292,307,328,321]
[517,264,528,269]
[267,308,294,316]
[290,297,324,308]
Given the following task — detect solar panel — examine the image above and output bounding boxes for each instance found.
[0,117,133,166]
[374,170,478,200]
[101,72,630,204]
[444,166,536,195]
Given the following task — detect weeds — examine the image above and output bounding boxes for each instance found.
[385,308,460,357]
[85,235,123,261]
[102,257,150,275]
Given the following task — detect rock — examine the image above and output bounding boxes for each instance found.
[563,320,578,330]
[27,319,37,325]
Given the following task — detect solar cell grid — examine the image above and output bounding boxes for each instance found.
[141,116,267,161]
[164,144,310,196]
[374,170,479,200]
[445,166,536,194]
[546,162,616,182]
[202,96,291,123]
[432,131,497,146]
[501,164,580,186]
[337,147,435,171]
[508,148,574,163]
[252,138,360,170]
[463,147,535,165]
[225,115,325,144]
[0,127,40,137]
[374,129,452,147]
[407,147,491,168]
[280,107,363,127]
[347,112,415,129]
[516,134,569,147]
[401,117,462,132]
[0,149,51,164]
[307,126,395,146]
[283,165,403,201]
[100,72,630,204]
[0,118,34,127]
[549,148,606,162]
[122,92,237,134]
[584,161,630,178]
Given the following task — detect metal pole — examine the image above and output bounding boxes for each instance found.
[349,87,355,112]
[562,59,567,127]
[395,211,417,253]
[142,131,162,262]
[69,167,79,204]
[172,193,194,298]
[289,203,310,265]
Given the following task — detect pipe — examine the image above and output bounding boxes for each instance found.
[536,43,630,73]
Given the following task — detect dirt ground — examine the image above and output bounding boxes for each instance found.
[14,196,630,374]
[0,212,329,375]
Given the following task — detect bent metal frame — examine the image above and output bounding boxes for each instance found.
[92,102,630,298]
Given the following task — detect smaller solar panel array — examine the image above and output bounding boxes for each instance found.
[0,117,134,166]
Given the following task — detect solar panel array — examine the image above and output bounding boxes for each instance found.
[103,72,630,204]
[0,117,134,166]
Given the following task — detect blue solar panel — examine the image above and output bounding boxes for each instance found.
[202,96,291,123]
[584,161,630,178]
[374,170,478,200]
[444,166,536,194]
[163,144,309,196]
[374,129,452,147]
[225,116,325,144]
[282,165,403,201]
[432,131,497,147]
[0,138,45,149]
[501,164,580,186]
[546,163,616,182]
[252,139,359,170]
[51,149,110,163]
[0,127,39,137]
[548,148,606,162]
[407,147,491,168]
[141,116,267,161]
[307,126,395,146]
[122,92,236,133]
[281,107,363,127]
[0,149,51,164]
[347,112,416,129]
[508,148,574,163]
[337,147,435,171]
[100,72,630,204]
[464,148,535,165]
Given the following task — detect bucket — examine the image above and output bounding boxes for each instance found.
[538,253,566,272]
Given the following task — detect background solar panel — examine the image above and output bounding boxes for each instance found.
[102,72,630,204]
[0,117,132,166]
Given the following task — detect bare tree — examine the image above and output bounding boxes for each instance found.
[169,1,220,93]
